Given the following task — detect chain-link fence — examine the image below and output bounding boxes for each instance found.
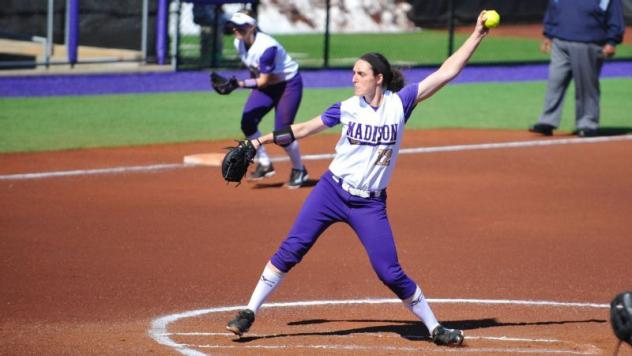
[175,0,632,71]
[2,0,631,71]
[0,0,158,69]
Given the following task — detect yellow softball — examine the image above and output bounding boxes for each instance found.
[484,10,500,29]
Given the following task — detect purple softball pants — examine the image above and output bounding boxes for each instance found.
[241,73,303,137]
[270,171,417,300]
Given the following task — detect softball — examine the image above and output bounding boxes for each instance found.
[484,10,500,29]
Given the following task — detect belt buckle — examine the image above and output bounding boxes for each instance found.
[332,174,379,198]
[347,184,370,198]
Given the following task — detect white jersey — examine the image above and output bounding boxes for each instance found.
[234,32,298,82]
[321,84,419,192]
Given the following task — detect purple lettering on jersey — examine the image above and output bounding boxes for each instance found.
[383,125,390,141]
[395,83,419,122]
[345,122,398,146]
[259,46,278,74]
[355,123,363,138]
[321,102,341,127]
[364,125,373,140]
[372,125,381,142]
[347,121,356,136]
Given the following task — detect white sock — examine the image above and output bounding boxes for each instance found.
[246,263,286,314]
[283,141,303,170]
[403,285,440,333]
[247,131,271,166]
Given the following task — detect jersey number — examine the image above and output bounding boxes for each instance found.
[375,148,393,166]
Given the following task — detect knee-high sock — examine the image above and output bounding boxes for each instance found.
[283,141,303,170]
[247,131,271,167]
[246,263,286,314]
[403,285,439,333]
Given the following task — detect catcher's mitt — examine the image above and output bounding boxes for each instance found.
[210,72,239,95]
[222,140,257,184]
[611,291,632,346]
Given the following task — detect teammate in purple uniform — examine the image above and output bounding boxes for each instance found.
[229,10,308,188]
[225,11,493,347]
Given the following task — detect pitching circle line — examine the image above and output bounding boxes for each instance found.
[148,297,609,356]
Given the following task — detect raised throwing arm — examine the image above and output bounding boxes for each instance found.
[415,11,490,104]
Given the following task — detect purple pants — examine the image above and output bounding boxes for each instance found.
[241,73,303,137]
[270,171,417,300]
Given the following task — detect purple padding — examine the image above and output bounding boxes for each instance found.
[67,0,79,65]
[155,0,169,65]
[1,61,631,97]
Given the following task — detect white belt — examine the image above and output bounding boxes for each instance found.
[331,175,384,198]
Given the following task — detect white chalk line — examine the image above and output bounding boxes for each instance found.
[275,133,632,163]
[2,134,631,181]
[148,298,608,356]
[190,344,596,354]
[0,163,194,181]
[162,332,561,343]
[161,332,582,345]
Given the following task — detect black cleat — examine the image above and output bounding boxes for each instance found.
[248,163,275,181]
[287,166,309,189]
[431,325,464,346]
[574,128,598,138]
[529,123,556,136]
[226,309,255,336]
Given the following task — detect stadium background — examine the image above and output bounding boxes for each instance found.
[2,0,632,69]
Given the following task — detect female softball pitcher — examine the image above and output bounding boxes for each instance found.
[226,11,493,347]
[229,9,308,188]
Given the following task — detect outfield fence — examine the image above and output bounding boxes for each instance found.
[1,0,632,72]
[176,0,632,70]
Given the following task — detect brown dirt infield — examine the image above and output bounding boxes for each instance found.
[1,129,631,355]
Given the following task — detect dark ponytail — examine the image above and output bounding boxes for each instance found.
[389,68,405,92]
[359,52,405,92]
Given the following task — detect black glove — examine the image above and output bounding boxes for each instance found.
[221,140,257,184]
[210,72,239,95]
[611,291,632,346]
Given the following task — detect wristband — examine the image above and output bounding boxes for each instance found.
[243,78,257,88]
[273,126,295,147]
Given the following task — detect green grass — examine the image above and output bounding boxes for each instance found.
[1,78,631,153]
[180,30,632,68]
[410,79,632,131]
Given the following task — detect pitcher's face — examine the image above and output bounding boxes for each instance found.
[352,60,382,97]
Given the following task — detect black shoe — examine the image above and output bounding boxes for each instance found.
[574,128,598,138]
[528,123,555,136]
[431,325,464,346]
[287,166,309,189]
[248,163,275,181]
[226,309,255,336]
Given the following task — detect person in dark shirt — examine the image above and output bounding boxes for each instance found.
[529,0,625,137]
